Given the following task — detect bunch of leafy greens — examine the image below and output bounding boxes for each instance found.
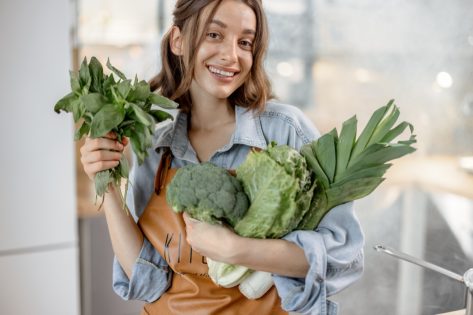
[54,57,177,206]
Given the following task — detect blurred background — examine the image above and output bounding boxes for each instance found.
[1,0,472,314]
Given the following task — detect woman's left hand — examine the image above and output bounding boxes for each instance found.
[183,213,241,263]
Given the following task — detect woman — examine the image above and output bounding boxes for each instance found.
[80,0,364,314]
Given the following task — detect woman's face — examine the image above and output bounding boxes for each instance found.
[190,0,256,102]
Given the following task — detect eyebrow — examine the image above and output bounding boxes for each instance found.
[210,19,256,36]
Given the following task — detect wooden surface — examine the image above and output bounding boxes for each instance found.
[385,155,473,200]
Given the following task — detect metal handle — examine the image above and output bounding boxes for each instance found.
[373,245,464,282]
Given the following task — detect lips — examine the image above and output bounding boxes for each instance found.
[207,65,239,78]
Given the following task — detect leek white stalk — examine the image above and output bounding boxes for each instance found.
[238,271,274,299]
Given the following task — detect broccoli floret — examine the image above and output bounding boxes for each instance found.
[166,162,249,226]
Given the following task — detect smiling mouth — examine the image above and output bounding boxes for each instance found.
[207,65,238,78]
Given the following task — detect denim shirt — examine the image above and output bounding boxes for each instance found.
[112,102,365,315]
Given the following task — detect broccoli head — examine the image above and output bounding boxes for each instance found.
[166,162,249,226]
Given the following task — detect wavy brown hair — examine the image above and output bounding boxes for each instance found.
[149,0,273,113]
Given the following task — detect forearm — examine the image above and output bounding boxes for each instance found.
[103,185,144,279]
[231,236,309,278]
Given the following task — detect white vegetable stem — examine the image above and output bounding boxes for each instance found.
[207,258,251,288]
[238,271,274,299]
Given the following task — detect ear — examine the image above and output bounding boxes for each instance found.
[170,25,184,56]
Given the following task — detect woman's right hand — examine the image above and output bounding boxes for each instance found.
[79,132,129,181]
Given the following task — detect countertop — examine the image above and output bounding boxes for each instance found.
[385,155,473,200]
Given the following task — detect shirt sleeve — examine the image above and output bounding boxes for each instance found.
[112,149,172,302]
[272,202,365,315]
[113,238,173,302]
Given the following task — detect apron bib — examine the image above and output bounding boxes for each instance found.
[137,149,287,315]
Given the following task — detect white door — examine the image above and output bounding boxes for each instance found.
[0,0,80,314]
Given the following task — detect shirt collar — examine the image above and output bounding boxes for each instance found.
[154,105,267,159]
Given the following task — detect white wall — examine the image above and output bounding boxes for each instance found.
[0,0,80,314]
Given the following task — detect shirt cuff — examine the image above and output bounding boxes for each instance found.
[112,237,171,303]
[273,230,330,314]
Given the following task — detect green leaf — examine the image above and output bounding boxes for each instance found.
[129,103,153,126]
[95,170,112,196]
[148,93,178,109]
[313,134,337,183]
[117,80,132,99]
[381,121,413,144]
[71,98,85,123]
[367,102,400,146]
[81,93,107,114]
[300,144,329,189]
[235,151,299,238]
[334,164,391,187]
[74,121,90,140]
[149,109,174,122]
[89,56,104,93]
[70,71,81,93]
[102,74,116,98]
[110,86,122,104]
[128,129,147,164]
[54,92,77,113]
[106,58,127,81]
[89,103,125,138]
[346,143,416,174]
[335,115,357,181]
[128,80,151,103]
[118,154,129,178]
[297,191,328,230]
[79,57,92,91]
[351,101,392,158]
[326,177,385,208]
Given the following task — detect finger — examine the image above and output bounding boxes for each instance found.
[104,131,118,140]
[82,137,124,153]
[121,136,129,146]
[84,160,120,175]
[81,150,123,164]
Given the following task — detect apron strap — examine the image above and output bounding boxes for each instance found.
[154,148,172,195]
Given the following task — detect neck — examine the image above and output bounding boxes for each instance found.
[189,85,235,131]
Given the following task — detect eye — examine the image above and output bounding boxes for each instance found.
[239,40,253,50]
[207,32,221,40]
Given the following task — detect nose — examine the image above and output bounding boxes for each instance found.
[220,37,238,63]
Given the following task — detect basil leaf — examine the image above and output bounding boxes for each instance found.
[89,103,125,138]
[118,154,129,178]
[150,109,174,122]
[81,93,107,114]
[129,129,146,165]
[89,56,104,93]
[106,58,127,80]
[79,57,91,91]
[72,99,85,123]
[74,121,90,140]
[70,71,81,93]
[54,92,77,113]
[102,74,116,99]
[95,170,111,196]
[130,103,153,126]
[117,80,132,99]
[148,93,178,109]
[128,80,150,103]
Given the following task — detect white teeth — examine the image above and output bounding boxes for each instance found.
[208,66,235,77]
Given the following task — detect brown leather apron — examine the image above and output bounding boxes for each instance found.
[137,149,287,315]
